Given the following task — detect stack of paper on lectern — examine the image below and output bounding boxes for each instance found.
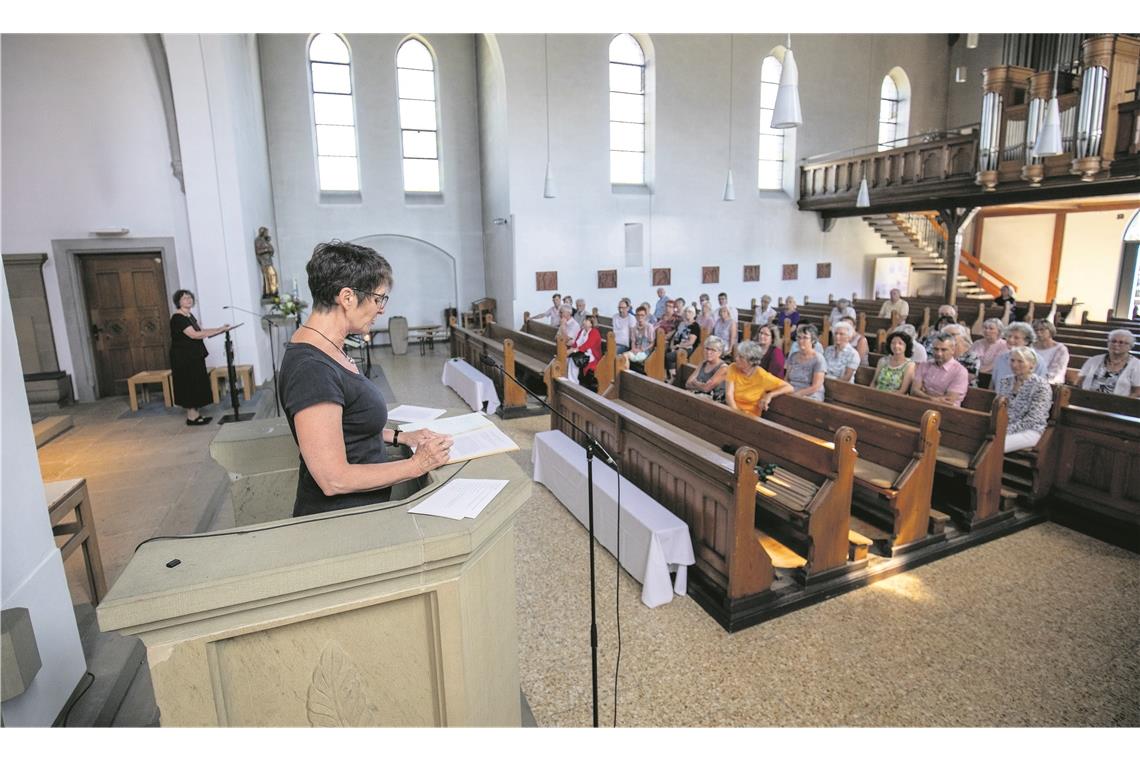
[407,478,509,520]
[400,412,519,464]
[387,404,446,423]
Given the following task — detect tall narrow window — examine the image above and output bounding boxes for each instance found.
[757,55,785,191]
[309,33,360,192]
[609,34,646,185]
[879,74,900,151]
[397,38,441,193]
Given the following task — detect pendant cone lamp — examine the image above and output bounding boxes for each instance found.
[856,176,870,208]
[543,35,556,198]
[723,35,736,201]
[1033,68,1063,158]
[771,35,802,129]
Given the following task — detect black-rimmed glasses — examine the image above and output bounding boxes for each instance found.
[353,289,390,308]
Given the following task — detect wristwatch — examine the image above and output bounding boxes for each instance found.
[391,429,400,447]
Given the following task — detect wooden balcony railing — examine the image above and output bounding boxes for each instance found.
[922,212,1015,298]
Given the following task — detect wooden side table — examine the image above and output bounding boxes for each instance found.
[127,369,173,412]
[209,364,255,404]
[44,478,108,605]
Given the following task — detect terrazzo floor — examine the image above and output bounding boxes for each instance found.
[37,347,1140,728]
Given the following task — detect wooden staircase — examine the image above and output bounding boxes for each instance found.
[864,213,989,298]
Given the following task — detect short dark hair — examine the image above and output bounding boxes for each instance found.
[172,289,194,307]
[888,330,914,358]
[306,240,393,311]
[635,305,648,315]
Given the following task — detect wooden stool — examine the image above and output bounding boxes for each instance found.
[209,364,255,404]
[127,369,173,412]
[44,478,108,605]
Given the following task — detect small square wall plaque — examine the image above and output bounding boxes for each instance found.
[816,263,832,279]
[598,270,617,289]
[702,266,720,284]
[782,264,798,281]
[743,265,760,282]
[652,268,671,286]
[536,271,558,291]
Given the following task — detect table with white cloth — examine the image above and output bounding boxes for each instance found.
[442,357,500,415]
[532,430,695,608]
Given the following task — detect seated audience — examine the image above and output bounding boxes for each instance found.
[1077,329,1140,397]
[990,321,1044,389]
[877,288,910,319]
[1032,319,1069,385]
[996,347,1053,453]
[539,293,562,322]
[655,299,681,335]
[611,299,637,354]
[712,305,738,356]
[785,324,827,401]
[639,301,656,325]
[943,323,979,385]
[626,306,656,374]
[652,287,670,321]
[697,301,717,335]
[870,330,916,394]
[753,294,777,328]
[994,284,1022,321]
[557,305,580,343]
[828,297,856,327]
[665,306,702,376]
[569,315,603,391]
[776,296,801,337]
[575,298,588,319]
[921,314,957,354]
[823,322,861,382]
[562,294,575,316]
[970,318,1008,374]
[725,340,793,417]
[910,331,968,406]
[716,292,731,315]
[890,323,926,363]
[836,315,869,365]
[685,335,729,402]
[754,323,785,379]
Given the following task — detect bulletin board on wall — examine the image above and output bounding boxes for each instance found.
[872,256,912,298]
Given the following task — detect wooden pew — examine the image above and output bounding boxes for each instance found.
[547,371,778,627]
[823,378,1009,530]
[1045,391,1140,552]
[450,317,552,414]
[489,319,624,396]
[611,368,861,579]
[675,364,941,554]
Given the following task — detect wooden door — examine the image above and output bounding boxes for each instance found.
[79,253,170,397]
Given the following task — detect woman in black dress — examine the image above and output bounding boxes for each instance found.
[277,240,453,517]
[169,289,229,425]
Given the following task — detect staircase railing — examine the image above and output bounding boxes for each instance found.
[920,212,1015,298]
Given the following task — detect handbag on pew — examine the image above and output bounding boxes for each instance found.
[569,351,590,369]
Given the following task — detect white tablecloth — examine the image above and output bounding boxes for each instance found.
[532,430,694,608]
[442,358,500,415]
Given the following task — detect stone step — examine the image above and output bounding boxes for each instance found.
[57,604,146,727]
[33,415,74,448]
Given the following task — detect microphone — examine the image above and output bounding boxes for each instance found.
[223,305,271,321]
[479,354,616,466]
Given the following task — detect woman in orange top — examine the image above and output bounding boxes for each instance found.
[725,340,793,417]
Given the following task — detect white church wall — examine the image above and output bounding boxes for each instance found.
[1056,209,1134,322]
[495,34,948,323]
[976,214,1055,302]
[476,35,515,323]
[0,34,195,397]
[1,269,86,726]
[164,33,275,384]
[258,34,486,329]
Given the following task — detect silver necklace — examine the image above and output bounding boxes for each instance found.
[301,324,355,365]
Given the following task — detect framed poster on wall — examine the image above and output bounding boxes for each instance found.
[872,256,911,298]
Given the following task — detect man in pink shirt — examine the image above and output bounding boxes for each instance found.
[910,333,968,406]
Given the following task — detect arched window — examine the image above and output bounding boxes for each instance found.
[396,37,441,193]
[878,68,911,151]
[609,34,646,185]
[309,34,360,193]
[757,54,785,190]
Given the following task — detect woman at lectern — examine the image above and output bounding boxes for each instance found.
[278,241,453,517]
[170,289,229,426]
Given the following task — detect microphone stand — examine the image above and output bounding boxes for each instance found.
[481,354,613,728]
[225,305,281,417]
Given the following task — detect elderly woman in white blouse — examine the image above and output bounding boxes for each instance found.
[1032,319,1070,385]
[996,346,1053,453]
[823,321,861,382]
[970,318,1008,375]
[1078,329,1140,397]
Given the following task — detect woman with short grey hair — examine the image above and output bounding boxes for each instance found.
[970,317,1008,375]
[942,322,979,385]
[1077,328,1140,397]
[996,346,1052,452]
[725,340,793,416]
[685,335,730,402]
[823,321,860,382]
[1032,319,1069,384]
[786,325,827,401]
[989,321,1043,389]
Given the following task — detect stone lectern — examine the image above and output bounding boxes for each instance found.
[96,452,529,727]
